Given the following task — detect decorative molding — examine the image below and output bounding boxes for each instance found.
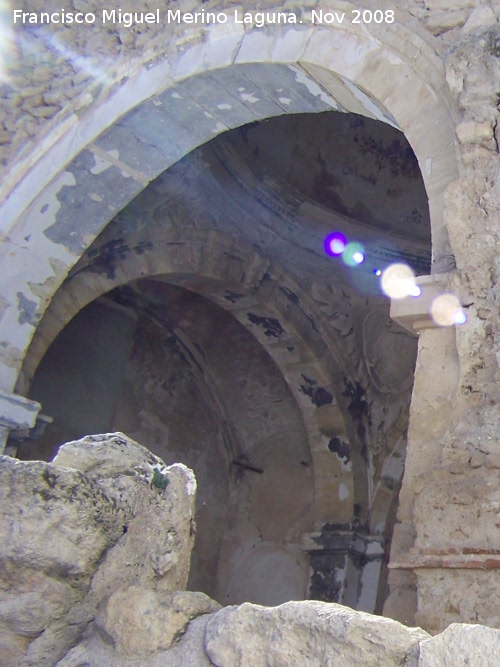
[390,272,462,333]
[0,391,40,431]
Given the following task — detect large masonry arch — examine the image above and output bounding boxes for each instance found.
[0,12,458,396]
[9,2,500,637]
[20,232,359,521]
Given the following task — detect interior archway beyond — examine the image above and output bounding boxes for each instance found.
[19,110,429,612]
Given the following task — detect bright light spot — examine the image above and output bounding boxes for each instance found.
[352,251,364,264]
[380,263,419,299]
[342,242,365,267]
[431,294,467,327]
[331,238,346,255]
[374,269,382,277]
[324,232,346,257]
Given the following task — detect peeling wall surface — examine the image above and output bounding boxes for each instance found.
[0,0,500,635]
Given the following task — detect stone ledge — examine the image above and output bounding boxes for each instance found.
[301,530,385,557]
[0,390,40,431]
[390,551,500,569]
[390,272,463,333]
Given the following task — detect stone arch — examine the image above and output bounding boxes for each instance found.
[21,230,360,530]
[0,8,449,614]
[0,10,457,394]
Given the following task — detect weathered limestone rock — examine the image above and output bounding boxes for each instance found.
[418,623,500,666]
[56,614,215,667]
[0,456,121,576]
[4,434,500,667]
[95,587,221,656]
[54,433,197,600]
[0,631,30,667]
[0,433,197,667]
[53,431,168,479]
[0,455,122,666]
[204,600,429,667]
[57,598,500,667]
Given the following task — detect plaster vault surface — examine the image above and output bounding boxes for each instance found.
[1,0,500,652]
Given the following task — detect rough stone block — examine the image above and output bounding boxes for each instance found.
[0,433,197,667]
[418,623,500,666]
[205,600,429,666]
[95,587,221,656]
[56,614,215,667]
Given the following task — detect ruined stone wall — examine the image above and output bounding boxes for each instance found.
[1,0,500,635]
[384,10,500,632]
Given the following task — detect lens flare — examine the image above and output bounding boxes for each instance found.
[324,232,346,257]
[342,242,365,267]
[380,263,419,300]
[352,251,364,264]
[431,294,466,327]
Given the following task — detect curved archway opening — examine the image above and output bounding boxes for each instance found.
[0,29,457,393]
[17,107,429,614]
[22,279,315,606]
